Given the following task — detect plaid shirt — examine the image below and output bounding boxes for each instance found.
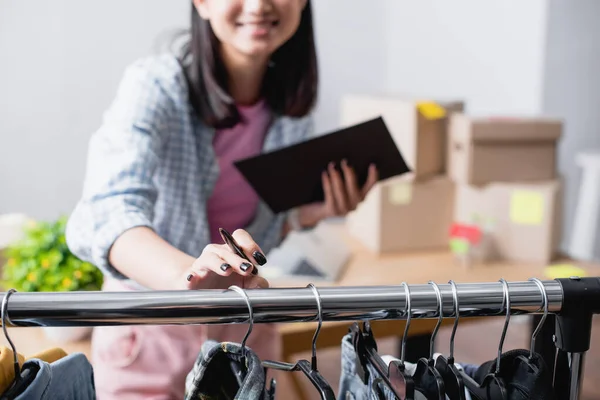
[66,54,314,286]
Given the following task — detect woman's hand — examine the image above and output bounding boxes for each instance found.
[296,160,379,228]
[179,229,269,290]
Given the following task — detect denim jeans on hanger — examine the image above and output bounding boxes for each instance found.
[16,353,96,399]
[185,340,268,400]
[338,333,400,400]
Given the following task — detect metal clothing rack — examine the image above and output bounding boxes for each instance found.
[2,277,599,400]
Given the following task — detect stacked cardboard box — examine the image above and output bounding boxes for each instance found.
[448,115,563,264]
[342,94,564,265]
[342,94,463,253]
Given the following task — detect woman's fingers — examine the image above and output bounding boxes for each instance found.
[231,229,267,266]
[328,162,349,214]
[190,250,232,277]
[360,163,379,199]
[204,244,257,276]
[341,159,361,209]
[322,170,337,217]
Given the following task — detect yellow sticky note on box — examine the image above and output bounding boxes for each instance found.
[388,183,412,205]
[510,190,544,225]
[544,264,587,279]
[416,101,447,120]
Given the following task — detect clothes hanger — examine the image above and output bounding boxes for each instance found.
[352,282,419,399]
[262,284,336,400]
[459,279,510,400]
[383,281,430,400]
[433,280,466,400]
[512,277,548,375]
[350,320,402,399]
[228,285,255,386]
[0,289,35,400]
[528,278,549,361]
[506,278,548,382]
[411,281,446,400]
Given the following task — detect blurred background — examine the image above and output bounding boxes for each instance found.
[1,1,600,398]
[1,0,599,259]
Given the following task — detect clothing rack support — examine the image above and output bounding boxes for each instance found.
[568,352,585,400]
[552,277,600,400]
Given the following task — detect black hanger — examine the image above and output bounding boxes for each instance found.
[411,281,446,400]
[354,282,426,399]
[433,280,466,400]
[262,284,335,400]
[459,279,510,400]
[0,289,35,400]
[350,321,401,399]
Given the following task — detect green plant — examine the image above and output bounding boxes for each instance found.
[1,216,104,292]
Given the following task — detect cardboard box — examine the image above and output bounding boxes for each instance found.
[346,176,455,253]
[448,115,562,185]
[340,94,464,180]
[454,180,562,264]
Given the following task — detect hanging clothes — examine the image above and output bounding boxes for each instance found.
[469,349,555,400]
[13,353,95,399]
[184,340,268,400]
[0,345,70,395]
[0,347,25,394]
[338,333,403,400]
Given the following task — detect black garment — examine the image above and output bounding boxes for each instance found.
[184,341,268,400]
[473,349,555,400]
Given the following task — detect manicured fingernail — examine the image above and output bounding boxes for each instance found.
[186,274,193,282]
[240,262,252,272]
[251,266,259,275]
[220,263,231,272]
[252,251,267,266]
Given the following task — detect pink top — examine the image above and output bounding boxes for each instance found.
[206,100,271,243]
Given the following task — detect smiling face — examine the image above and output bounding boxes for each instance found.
[194,0,307,61]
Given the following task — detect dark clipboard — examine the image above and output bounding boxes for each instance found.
[234,117,411,214]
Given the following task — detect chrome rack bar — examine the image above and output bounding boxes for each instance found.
[1,280,564,327]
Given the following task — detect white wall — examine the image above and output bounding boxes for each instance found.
[383,1,548,116]
[1,0,597,260]
[542,0,600,259]
[312,0,550,131]
[0,0,189,219]
[311,1,389,133]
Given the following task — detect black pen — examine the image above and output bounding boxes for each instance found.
[219,228,259,275]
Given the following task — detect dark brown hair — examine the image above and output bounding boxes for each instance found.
[178,1,318,129]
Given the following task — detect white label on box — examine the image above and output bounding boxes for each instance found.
[388,183,412,205]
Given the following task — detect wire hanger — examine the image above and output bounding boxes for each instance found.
[227,285,254,387]
[411,281,446,399]
[460,279,510,400]
[308,283,322,371]
[0,289,32,400]
[262,284,335,400]
[433,280,466,400]
[528,278,549,360]
[383,281,428,400]
[511,277,550,378]
[1,290,19,385]
[228,285,253,358]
